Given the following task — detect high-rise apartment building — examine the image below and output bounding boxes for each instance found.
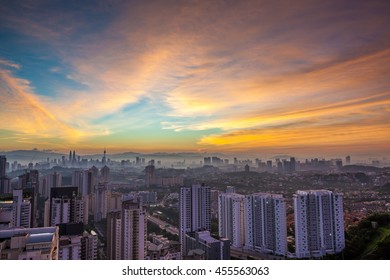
[39,172,62,198]
[0,189,32,229]
[107,210,122,260]
[180,184,211,257]
[106,197,147,260]
[57,223,97,260]
[121,198,146,260]
[244,193,287,256]
[94,183,107,222]
[18,170,39,189]
[45,187,87,227]
[218,192,245,248]
[294,190,345,258]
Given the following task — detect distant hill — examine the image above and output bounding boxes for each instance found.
[1,149,65,163]
[1,149,226,163]
[341,165,389,173]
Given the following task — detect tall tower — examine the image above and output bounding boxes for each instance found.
[121,198,147,260]
[102,149,107,165]
[94,183,107,222]
[100,166,110,183]
[0,155,6,177]
[0,155,11,195]
[218,192,245,248]
[107,210,122,260]
[179,184,211,256]
[244,193,287,256]
[294,190,345,258]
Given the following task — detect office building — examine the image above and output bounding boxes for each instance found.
[294,190,345,258]
[244,193,287,256]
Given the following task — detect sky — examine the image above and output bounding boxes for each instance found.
[0,0,389,158]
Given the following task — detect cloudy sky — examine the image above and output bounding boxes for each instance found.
[0,0,389,157]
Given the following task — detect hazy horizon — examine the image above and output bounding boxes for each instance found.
[0,1,389,156]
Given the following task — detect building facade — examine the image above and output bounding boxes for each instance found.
[294,190,345,258]
[244,193,287,256]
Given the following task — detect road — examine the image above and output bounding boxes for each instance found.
[146,214,179,236]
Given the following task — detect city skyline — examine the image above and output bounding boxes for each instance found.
[0,1,389,157]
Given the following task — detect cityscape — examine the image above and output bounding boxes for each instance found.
[0,151,389,260]
[0,0,389,261]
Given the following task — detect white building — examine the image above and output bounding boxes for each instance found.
[121,198,147,260]
[294,190,345,258]
[0,227,59,260]
[244,193,287,256]
[218,192,245,248]
[179,184,211,256]
[45,187,86,226]
[0,189,32,229]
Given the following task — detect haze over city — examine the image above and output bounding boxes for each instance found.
[0,0,389,158]
[1,1,390,265]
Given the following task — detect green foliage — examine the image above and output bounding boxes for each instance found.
[344,212,390,259]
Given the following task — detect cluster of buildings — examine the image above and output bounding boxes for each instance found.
[176,183,345,259]
[0,154,347,260]
[145,165,184,187]
[218,187,345,258]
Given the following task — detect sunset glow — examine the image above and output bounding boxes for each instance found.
[0,0,389,157]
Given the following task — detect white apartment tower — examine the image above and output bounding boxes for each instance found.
[0,189,31,229]
[218,192,245,248]
[294,190,345,258]
[46,187,86,226]
[179,184,211,256]
[121,198,147,260]
[244,193,287,256]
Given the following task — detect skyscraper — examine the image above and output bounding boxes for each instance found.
[244,193,287,256]
[218,192,245,248]
[179,184,211,257]
[121,198,146,260]
[39,172,62,198]
[0,156,10,195]
[106,196,147,260]
[107,210,122,260]
[100,165,110,183]
[94,183,107,222]
[0,155,6,177]
[294,190,345,258]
